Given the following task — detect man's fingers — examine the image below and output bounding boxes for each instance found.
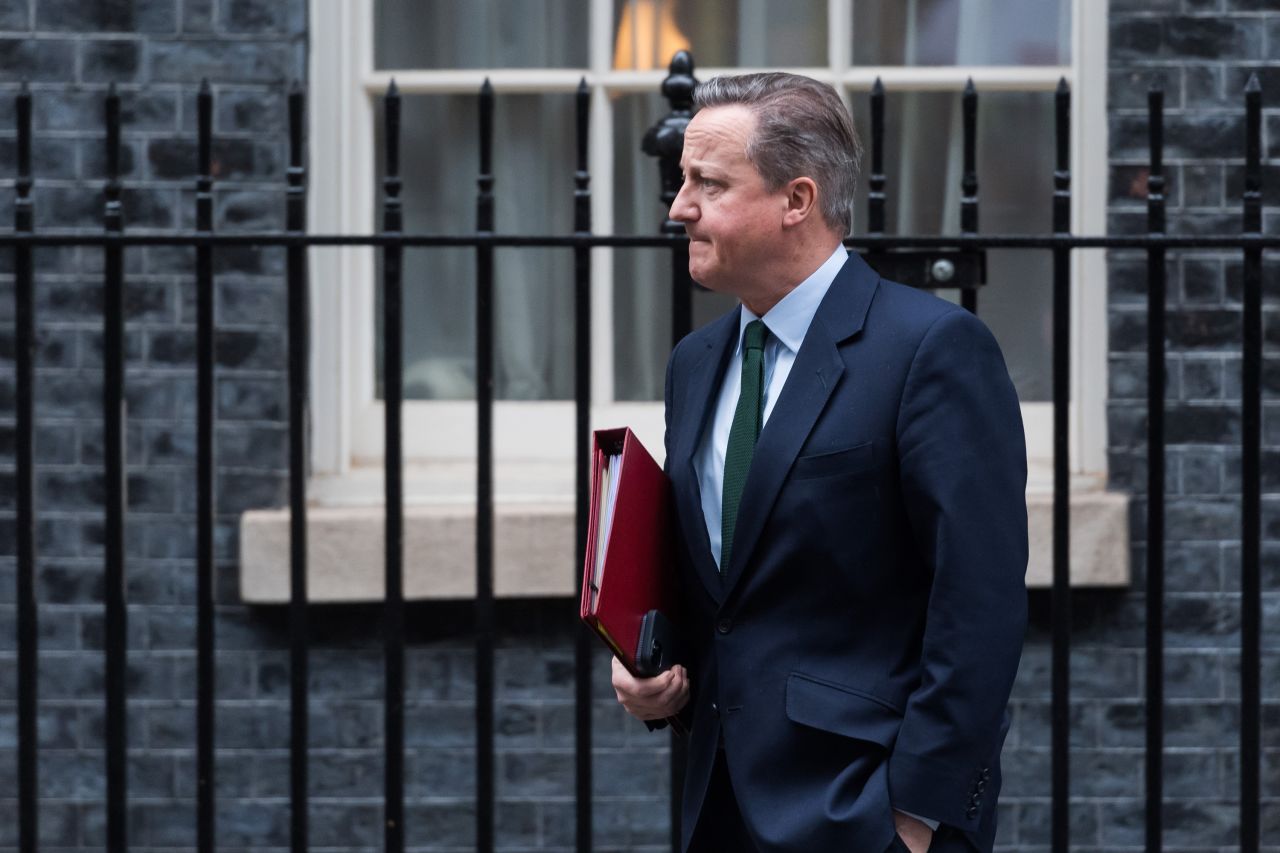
[611,659,690,720]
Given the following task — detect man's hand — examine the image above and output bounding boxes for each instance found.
[610,656,690,721]
[893,811,934,853]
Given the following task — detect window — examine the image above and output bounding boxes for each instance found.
[306,0,1110,497]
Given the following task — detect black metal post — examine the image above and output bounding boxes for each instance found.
[475,77,497,853]
[1050,77,1072,853]
[14,80,38,853]
[286,80,310,853]
[642,50,696,346]
[572,75,595,853]
[644,54,698,852]
[868,78,886,236]
[102,82,129,853]
[194,78,217,853]
[960,79,979,314]
[381,79,406,853]
[1239,72,1262,853]
[1144,84,1166,853]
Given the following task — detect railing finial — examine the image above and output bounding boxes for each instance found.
[643,51,698,234]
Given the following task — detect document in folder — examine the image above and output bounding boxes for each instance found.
[579,427,683,682]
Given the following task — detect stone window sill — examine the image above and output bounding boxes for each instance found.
[238,465,1130,603]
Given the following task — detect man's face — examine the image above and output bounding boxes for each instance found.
[669,105,791,296]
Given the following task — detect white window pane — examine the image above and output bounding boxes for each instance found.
[850,89,1056,402]
[375,0,590,69]
[374,94,578,401]
[852,0,1071,66]
[612,0,827,70]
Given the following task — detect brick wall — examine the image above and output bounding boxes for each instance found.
[0,0,1277,851]
[992,1,1278,850]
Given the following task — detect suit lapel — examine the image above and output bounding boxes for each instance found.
[719,254,881,598]
[671,311,738,606]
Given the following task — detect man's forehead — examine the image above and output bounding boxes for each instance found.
[681,105,755,167]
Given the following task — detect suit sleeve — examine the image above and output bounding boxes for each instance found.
[887,308,1029,832]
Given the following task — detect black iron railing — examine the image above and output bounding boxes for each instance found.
[4,51,1274,853]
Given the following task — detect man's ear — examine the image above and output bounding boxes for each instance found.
[781,177,819,227]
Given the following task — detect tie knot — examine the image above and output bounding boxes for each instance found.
[743,319,766,354]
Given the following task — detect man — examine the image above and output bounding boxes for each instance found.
[612,73,1028,853]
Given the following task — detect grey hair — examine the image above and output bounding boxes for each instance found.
[693,73,862,235]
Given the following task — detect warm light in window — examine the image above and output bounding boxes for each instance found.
[613,0,692,70]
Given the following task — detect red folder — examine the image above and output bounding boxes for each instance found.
[579,427,682,681]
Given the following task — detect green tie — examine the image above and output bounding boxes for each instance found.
[721,319,767,572]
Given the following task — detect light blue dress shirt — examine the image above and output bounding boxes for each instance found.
[695,243,847,571]
[691,243,941,834]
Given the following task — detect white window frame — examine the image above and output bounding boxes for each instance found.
[306,0,1110,503]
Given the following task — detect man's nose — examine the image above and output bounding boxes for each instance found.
[669,181,695,223]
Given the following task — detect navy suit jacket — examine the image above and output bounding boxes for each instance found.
[662,253,1028,853]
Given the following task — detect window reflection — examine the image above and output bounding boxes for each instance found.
[375,0,589,70]
[613,0,826,69]
[852,0,1070,66]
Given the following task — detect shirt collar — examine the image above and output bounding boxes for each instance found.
[736,244,849,355]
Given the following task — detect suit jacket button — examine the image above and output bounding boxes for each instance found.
[965,805,979,819]
[711,702,719,717]
[716,618,733,635]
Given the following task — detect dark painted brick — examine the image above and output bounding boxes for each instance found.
[499,749,575,798]
[32,87,178,132]
[403,802,473,849]
[216,328,285,369]
[216,188,285,230]
[1109,164,1181,208]
[214,423,286,468]
[1181,356,1226,400]
[1165,15,1265,59]
[34,185,98,229]
[181,0,214,32]
[37,0,176,32]
[214,276,285,325]
[216,470,286,513]
[80,39,143,83]
[1225,163,1280,208]
[147,136,277,181]
[0,135,77,180]
[214,87,285,133]
[0,0,27,29]
[0,39,76,82]
[216,376,284,420]
[1224,64,1280,98]
[1184,63,1224,108]
[80,136,141,179]
[307,700,382,748]
[1180,163,1223,207]
[307,750,380,797]
[213,799,289,846]
[1111,111,1244,160]
[148,40,294,84]
[1182,255,1224,303]
[1109,66,1181,110]
[219,0,299,34]
[1110,18,1163,59]
[307,801,380,847]
[212,244,284,275]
